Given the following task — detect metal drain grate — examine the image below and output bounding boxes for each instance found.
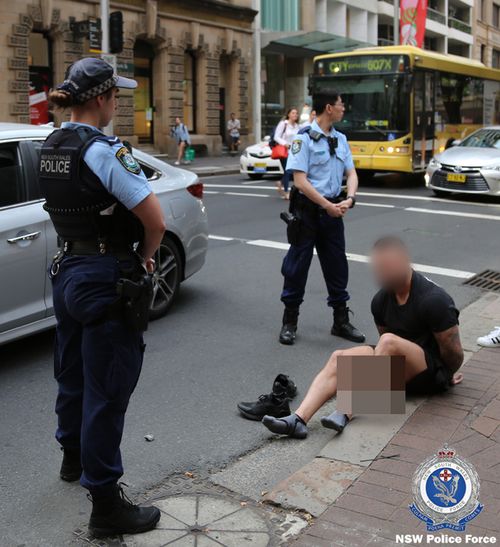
[464,270,500,293]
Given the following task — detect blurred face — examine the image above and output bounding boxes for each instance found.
[371,246,411,291]
[175,117,181,125]
[326,96,345,123]
[230,113,235,120]
[288,109,299,123]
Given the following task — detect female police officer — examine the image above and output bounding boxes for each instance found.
[40,58,166,537]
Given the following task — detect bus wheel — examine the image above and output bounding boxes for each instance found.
[357,170,374,183]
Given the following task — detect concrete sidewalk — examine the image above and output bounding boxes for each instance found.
[285,293,500,546]
[138,145,241,177]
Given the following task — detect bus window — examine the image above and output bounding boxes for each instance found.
[436,74,483,125]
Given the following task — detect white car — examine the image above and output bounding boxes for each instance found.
[425,126,500,196]
[0,122,208,345]
[240,137,284,179]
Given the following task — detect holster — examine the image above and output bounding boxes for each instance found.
[108,255,154,332]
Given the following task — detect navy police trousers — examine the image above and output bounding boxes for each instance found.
[281,210,349,308]
[51,255,144,493]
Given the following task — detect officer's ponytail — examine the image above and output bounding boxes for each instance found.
[48,89,75,109]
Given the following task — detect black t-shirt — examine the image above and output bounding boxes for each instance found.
[371,271,459,359]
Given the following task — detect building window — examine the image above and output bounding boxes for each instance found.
[183,51,196,132]
[377,24,394,46]
[479,0,485,20]
[493,49,500,68]
[480,44,486,64]
[494,4,500,28]
[261,0,300,31]
[28,32,52,125]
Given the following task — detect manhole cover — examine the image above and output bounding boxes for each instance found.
[73,474,299,546]
[463,269,500,293]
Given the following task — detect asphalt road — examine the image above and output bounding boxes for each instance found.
[1,172,499,546]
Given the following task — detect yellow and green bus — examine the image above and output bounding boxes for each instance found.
[310,45,500,175]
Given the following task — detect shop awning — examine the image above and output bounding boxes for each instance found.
[262,31,373,58]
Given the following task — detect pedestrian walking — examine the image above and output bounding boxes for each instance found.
[227,112,241,154]
[272,107,299,199]
[170,116,191,165]
[278,92,364,346]
[40,57,166,537]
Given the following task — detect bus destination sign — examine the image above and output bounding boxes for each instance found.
[316,55,408,75]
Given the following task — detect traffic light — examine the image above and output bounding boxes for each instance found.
[109,11,123,54]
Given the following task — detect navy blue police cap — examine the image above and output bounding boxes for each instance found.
[56,57,137,104]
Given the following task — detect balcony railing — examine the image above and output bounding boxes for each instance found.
[378,38,395,46]
[448,16,472,33]
[427,7,446,24]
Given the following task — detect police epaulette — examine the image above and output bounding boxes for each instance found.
[95,135,121,146]
[297,126,323,142]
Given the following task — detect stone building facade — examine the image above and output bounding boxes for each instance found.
[473,0,500,68]
[0,0,256,155]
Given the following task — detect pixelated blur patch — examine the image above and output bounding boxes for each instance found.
[336,355,406,415]
[116,146,141,174]
[291,139,302,155]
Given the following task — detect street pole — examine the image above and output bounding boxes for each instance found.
[101,0,109,54]
[100,0,114,134]
[252,0,262,142]
[394,0,399,45]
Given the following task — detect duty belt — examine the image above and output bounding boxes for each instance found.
[295,192,346,213]
[59,239,135,259]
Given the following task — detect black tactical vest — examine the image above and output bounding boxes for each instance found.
[39,126,143,246]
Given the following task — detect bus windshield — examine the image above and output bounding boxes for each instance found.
[313,74,410,141]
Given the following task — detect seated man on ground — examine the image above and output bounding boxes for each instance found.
[262,236,464,439]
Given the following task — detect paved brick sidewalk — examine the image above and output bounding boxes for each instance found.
[291,347,500,546]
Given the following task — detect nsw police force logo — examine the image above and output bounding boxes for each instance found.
[409,445,483,532]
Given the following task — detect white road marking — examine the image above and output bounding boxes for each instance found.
[225,192,270,198]
[204,187,500,221]
[204,190,220,194]
[208,235,234,241]
[358,203,395,209]
[405,207,500,221]
[203,183,500,210]
[228,238,475,279]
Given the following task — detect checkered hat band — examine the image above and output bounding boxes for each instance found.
[75,75,118,104]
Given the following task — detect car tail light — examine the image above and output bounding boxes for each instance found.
[187,181,203,199]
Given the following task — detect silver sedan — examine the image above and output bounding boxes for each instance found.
[0,122,208,345]
[426,126,500,196]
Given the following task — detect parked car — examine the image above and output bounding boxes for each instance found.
[240,136,284,180]
[0,122,208,345]
[426,126,500,196]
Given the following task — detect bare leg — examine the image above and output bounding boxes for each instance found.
[295,346,375,423]
[374,333,428,382]
[177,142,186,163]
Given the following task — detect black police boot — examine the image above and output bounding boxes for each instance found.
[237,374,298,421]
[88,483,161,538]
[331,304,366,343]
[279,307,299,345]
[60,447,82,482]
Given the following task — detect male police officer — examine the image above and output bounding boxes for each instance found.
[40,58,166,537]
[279,93,365,345]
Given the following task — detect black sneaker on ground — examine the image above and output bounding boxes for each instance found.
[88,484,160,538]
[60,447,82,482]
[272,373,298,400]
[237,394,291,421]
[331,305,366,343]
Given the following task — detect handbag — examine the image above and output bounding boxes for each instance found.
[271,144,288,160]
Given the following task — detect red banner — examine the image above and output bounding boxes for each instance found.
[400,0,428,48]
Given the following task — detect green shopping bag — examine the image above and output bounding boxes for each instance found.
[184,147,195,162]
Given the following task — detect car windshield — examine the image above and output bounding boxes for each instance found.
[459,129,500,149]
[312,74,410,141]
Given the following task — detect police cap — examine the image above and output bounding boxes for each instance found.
[56,57,137,104]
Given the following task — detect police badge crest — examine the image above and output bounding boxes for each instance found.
[116,146,141,174]
[409,444,483,532]
[291,139,302,155]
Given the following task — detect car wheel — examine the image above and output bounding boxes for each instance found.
[248,173,263,180]
[149,236,182,320]
[432,189,448,198]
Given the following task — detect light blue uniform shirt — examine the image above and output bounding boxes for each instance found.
[286,119,354,198]
[61,122,152,210]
